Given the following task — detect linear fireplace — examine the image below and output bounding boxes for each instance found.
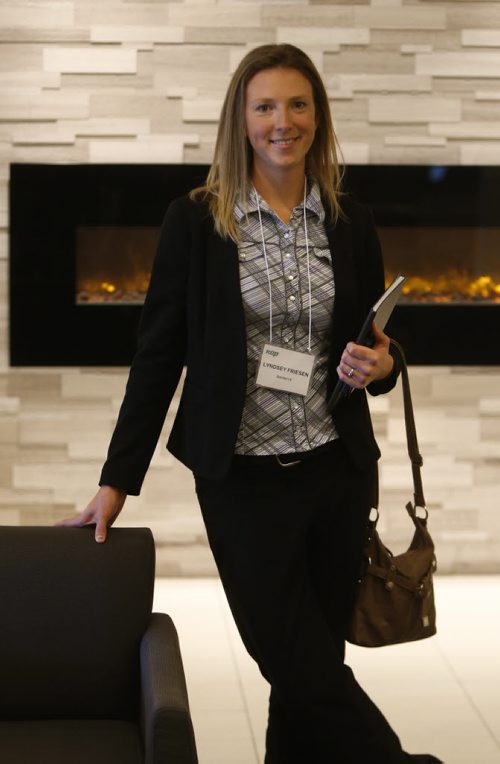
[9,163,500,366]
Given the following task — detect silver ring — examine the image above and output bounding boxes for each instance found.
[347,367,355,378]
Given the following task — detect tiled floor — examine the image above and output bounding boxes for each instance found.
[153,576,500,764]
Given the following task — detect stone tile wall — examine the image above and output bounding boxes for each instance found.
[1,1,499,573]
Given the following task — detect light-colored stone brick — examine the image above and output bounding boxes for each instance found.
[74,2,169,27]
[0,92,90,120]
[475,91,500,102]
[0,232,8,261]
[479,398,500,415]
[262,5,355,28]
[182,98,222,123]
[70,117,151,137]
[369,96,461,123]
[430,122,500,139]
[0,2,74,28]
[170,3,260,28]
[278,27,369,47]
[461,143,500,165]
[416,52,500,79]
[0,71,61,89]
[89,137,182,163]
[91,26,184,44]
[338,141,370,163]
[401,44,433,55]
[0,397,20,414]
[12,125,75,145]
[385,135,447,147]
[44,47,137,74]
[339,74,432,93]
[355,6,446,30]
[61,372,125,401]
[462,29,500,48]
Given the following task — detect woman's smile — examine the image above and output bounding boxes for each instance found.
[269,136,300,148]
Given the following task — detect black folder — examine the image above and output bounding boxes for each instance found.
[327,275,406,412]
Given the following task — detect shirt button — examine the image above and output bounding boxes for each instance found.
[285,253,291,258]
[288,274,294,281]
[289,295,296,302]
[284,232,290,239]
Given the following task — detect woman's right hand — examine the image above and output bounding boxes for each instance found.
[55,485,127,543]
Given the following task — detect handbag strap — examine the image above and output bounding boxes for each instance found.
[389,339,426,510]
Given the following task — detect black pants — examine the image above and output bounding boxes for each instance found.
[194,440,406,764]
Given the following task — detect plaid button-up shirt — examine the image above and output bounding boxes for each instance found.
[234,182,338,456]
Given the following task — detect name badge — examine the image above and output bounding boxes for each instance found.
[256,343,316,397]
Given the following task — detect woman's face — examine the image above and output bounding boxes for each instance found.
[244,66,317,181]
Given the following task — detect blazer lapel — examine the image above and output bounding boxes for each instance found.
[205,229,248,395]
[326,215,361,389]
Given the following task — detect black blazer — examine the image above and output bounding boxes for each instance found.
[100,194,400,495]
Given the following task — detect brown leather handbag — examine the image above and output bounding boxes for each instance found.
[347,340,437,648]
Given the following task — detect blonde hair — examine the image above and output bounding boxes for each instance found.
[190,43,344,241]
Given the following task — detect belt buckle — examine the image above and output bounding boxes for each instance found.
[275,455,302,468]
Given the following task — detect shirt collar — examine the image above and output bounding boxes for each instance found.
[234,179,325,224]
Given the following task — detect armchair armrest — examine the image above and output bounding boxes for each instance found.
[140,613,198,764]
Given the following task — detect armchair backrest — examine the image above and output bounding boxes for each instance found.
[0,526,155,721]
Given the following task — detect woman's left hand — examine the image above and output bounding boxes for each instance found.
[337,322,394,390]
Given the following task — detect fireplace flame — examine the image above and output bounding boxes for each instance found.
[388,270,500,304]
[78,272,500,305]
[77,274,151,304]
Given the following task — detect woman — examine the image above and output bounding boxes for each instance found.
[59,44,442,764]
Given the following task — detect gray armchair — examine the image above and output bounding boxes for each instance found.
[0,526,198,764]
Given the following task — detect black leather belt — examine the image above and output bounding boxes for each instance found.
[233,438,341,469]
